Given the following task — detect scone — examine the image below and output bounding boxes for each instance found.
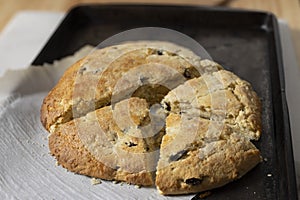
[156,69,262,195]
[41,41,262,195]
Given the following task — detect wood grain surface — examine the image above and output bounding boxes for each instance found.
[0,0,299,63]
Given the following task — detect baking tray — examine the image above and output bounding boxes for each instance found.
[32,4,298,200]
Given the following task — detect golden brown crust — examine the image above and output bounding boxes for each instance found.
[49,121,117,180]
[40,58,86,131]
[49,123,154,186]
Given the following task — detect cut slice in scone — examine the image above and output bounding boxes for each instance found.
[156,69,262,195]
[49,97,164,186]
[41,41,222,133]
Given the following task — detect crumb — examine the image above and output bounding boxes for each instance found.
[134,185,141,189]
[55,161,59,166]
[112,180,119,184]
[246,186,249,189]
[198,191,211,199]
[91,178,102,185]
[267,173,272,177]
[254,191,256,194]
[264,158,268,162]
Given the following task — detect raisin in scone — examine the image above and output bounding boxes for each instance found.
[156,69,262,195]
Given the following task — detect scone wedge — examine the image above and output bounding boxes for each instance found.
[156,69,262,195]
[49,97,163,186]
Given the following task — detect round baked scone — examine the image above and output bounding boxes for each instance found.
[41,41,262,194]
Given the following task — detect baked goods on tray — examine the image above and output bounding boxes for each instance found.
[41,41,262,195]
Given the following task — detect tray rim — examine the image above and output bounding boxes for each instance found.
[270,14,298,199]
[67,2,277,16]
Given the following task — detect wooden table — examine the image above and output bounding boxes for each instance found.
[1,0,300,65]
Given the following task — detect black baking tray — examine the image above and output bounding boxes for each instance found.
[32,4,298,200]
